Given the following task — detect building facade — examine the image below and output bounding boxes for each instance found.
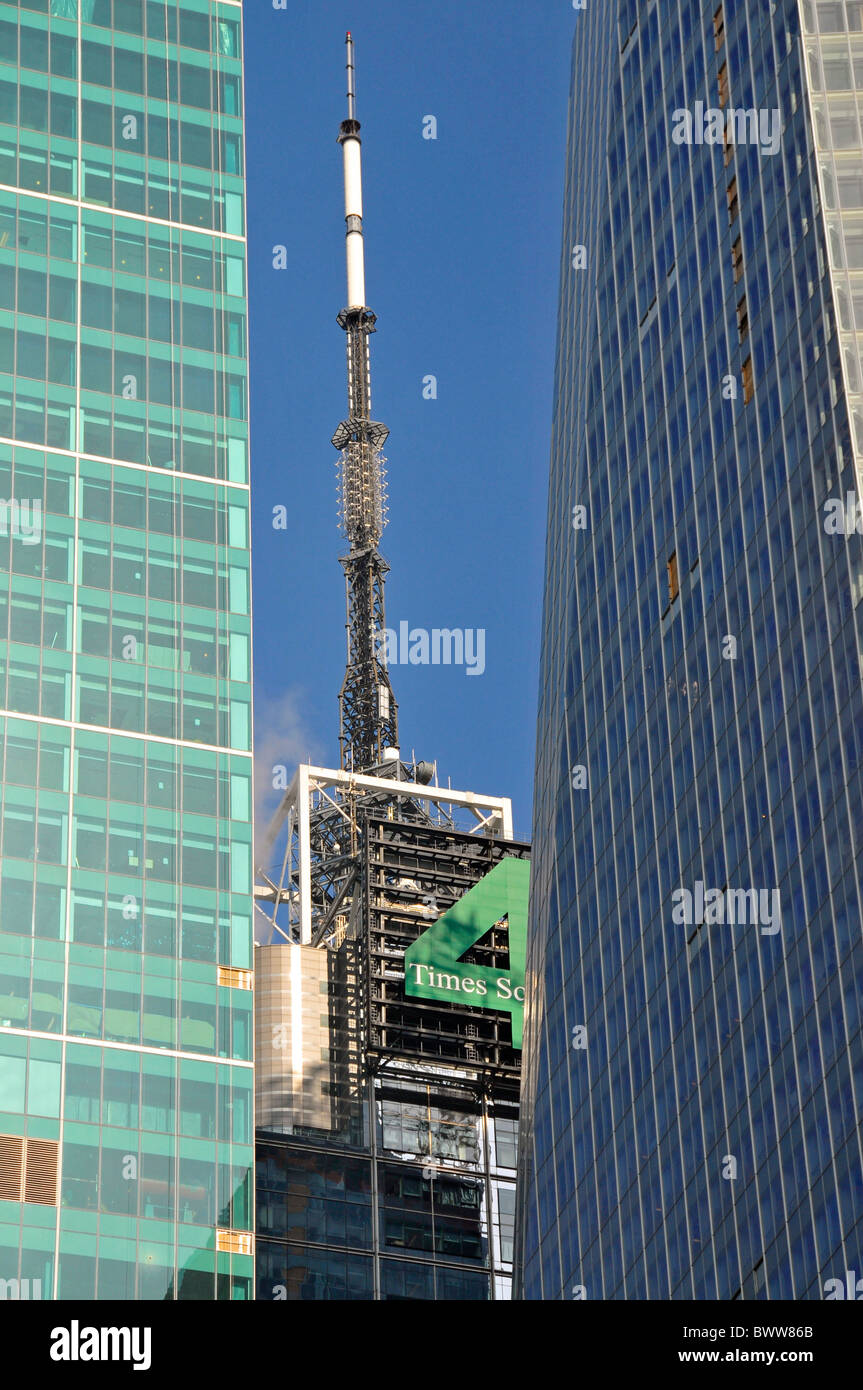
[517,0,863,1299]
[255,765,527,1300]
[0,0,254,1299]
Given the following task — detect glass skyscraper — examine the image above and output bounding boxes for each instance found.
[517,0,863,1300]
[0,0,253,1299]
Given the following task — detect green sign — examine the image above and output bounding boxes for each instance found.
[403,857,530,1048]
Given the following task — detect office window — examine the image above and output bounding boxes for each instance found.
[737,294,749,341]
[727,177,739,224]
[742,355,754,403]
[667,551,680,605]
[718,62,729,107]
[732,235,744,282]
[714,5,726,51]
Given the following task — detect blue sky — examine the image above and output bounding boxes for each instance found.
[245,0,574,843]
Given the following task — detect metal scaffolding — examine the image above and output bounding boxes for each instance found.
[254,760,514,950]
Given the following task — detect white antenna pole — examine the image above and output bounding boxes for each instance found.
[341,32,366,309]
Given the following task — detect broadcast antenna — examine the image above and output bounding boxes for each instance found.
[332,32,399,771]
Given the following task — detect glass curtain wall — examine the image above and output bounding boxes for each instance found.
[0,0,254,1301]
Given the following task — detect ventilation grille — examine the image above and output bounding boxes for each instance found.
[0,1135,23,1201]
[216,1229,253,1255]
[25,1139,60,1204]
[217,966,253,991]
[0,1134,59,1206]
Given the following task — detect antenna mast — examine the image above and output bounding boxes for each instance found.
[332,32,399,771]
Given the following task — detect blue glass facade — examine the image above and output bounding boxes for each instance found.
[517,0,863,1300]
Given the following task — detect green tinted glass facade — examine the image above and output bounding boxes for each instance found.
[0,0,253,1300]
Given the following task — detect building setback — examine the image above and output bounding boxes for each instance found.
[516,0,863,1299]
[0,0,254,1299]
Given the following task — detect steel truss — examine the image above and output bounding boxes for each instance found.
[254,762,514,949]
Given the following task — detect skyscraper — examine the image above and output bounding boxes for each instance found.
[0,0,253,1300]
[517,0,863,1300]
[253,36,528,1302]
[255,774,528,1301]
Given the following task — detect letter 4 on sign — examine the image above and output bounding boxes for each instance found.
[403,858,530,1047]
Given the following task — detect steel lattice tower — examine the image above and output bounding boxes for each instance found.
[332,33,398,772]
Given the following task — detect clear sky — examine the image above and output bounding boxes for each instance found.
[245,0,574,844]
